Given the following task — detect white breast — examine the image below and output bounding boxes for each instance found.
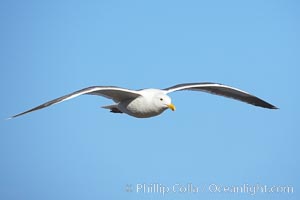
[118,89,167,118]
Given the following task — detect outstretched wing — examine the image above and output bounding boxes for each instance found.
[164,82,278,109]
[9,86,141,119]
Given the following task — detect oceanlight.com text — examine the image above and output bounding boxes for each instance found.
[125,183,294,196]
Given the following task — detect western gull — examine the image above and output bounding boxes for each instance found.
[9,82,278,119]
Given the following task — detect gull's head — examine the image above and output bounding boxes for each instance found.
[155,93,176,111]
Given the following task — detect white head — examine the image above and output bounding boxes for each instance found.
[154,93,176,112]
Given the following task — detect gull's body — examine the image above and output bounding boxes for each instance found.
[9,82,277,119]
[114,89,173,118]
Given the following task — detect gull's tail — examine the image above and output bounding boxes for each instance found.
[101,104,123,113]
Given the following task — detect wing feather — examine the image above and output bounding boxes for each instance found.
[164,82,278,109]
[9,86,141,119]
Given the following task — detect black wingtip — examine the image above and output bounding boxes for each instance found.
[261,103,278,109]
[6,114,20,120]
[250,95,278,110]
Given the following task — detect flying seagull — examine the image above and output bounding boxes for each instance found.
[9,82,277,119]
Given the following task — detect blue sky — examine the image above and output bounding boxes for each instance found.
[0,0,299,199]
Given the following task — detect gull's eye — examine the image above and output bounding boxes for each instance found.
[160,98,163,101]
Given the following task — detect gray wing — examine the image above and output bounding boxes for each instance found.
[9,86,141,119]
[164,82,278,109]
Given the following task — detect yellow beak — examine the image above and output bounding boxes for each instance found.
[167,103,176,111]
